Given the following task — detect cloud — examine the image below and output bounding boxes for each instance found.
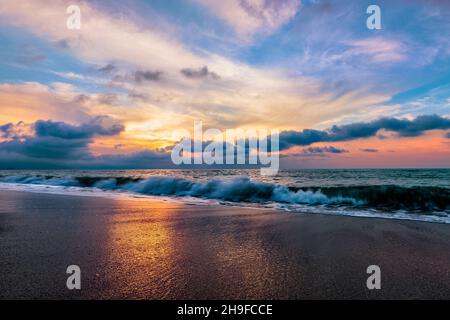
[282,145,348,158]
[97,94,120,105]
[0,82,160,130]
[279,115,450,150]
[0,117,179,169]
[303,146,348,154]
[0,146,173,169]
[195,0,301,41]
[1,136,91,159]
[0,117,124,162]
[51,71,85,80]
[0,123,15,138]
[97,63,117,74]
[0,121,32,139]
[0,1,392,133]
[446,132,450,139]
[15,45,47,65]
[134,70,163,83]
[0,1,202,72]
[344,37,407,63]
[361,148,379,153]
[180,66,220,80]
[0,82,92,124]
[35,116,124,140]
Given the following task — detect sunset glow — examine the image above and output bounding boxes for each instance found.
[0,0,449,169]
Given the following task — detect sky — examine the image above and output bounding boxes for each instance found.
[0,0,449,169]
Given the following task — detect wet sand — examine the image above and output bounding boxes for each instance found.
[0,190,449,299]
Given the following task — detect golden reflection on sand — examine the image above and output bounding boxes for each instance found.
[99,199,298,299]
[103,200,183,298]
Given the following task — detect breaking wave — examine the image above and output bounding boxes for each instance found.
[121,176,362,205]
[0,174,449,215]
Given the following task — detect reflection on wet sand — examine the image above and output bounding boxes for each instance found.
[103,200,295,299]
[103,201,181,299]
[164,212,303,299]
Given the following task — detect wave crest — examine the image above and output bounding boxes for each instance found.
[1,174,449,212]
[121,176,359,205]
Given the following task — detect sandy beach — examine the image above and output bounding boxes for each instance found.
[1,189,449,300]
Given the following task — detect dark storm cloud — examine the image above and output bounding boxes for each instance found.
[181,66,220,80]
[34,116,124,140]
[279,129,328,150]
[1,136,90,159]
[279,115,450,150]
[0,117,175,169]
[0,142,173,169]
[0,117,125,163]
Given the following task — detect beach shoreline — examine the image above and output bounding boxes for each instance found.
[1,189,450,299]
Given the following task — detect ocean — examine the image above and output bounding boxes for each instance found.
[0,168,449,223]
